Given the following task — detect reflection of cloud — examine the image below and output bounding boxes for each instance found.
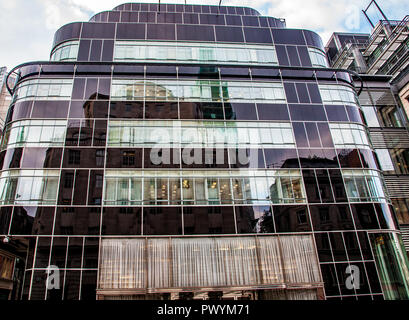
[1,0,406,70]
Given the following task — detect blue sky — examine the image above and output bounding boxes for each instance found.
[0,0,407,70]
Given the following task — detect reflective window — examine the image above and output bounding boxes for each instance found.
[375,149,395,172]
[329,123,371,149]
[1,120,67,150]
[108,120,295,148]
[114,41,278,65]
[319,84,357,105]
[50,41,79,62]
[104,170,306,206]
[13,79,73,103]
[0,170,60,205]
[111,79,286,103]
[308,47,329,68]
[342,169,389,203]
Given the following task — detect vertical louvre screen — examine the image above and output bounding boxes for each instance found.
[98,236,322,292]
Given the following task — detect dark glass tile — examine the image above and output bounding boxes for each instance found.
[31,270,47,300]
[293,122,309,148]
[63,149,103,168]
[305,123,321,147]
[321,264,340,296]
[89,40,102,62]
[325,105,349,122]
[272,29,305,45]
[317,123,334,148]
[350,204,380,230]
[22,148,62,169]
[64,271,81,300]
[106,149,143,169]
[50,237,67,269]
[225,15,242,26]
[8,101,33,122]
[315,169,335,203]
[357,232,373,260]
[283,83,298,103]
[242,16,259,26]
[147,23,175,40]
[109,101,144,119]
[365,262,382,294]
[144,207,182,235]
[157,12,182,24]
[315,233,333,262]
[264,149,299,169]
[302,170,320,203]
[180,102,224,120]
[343,232,362,261]
[116,23,146,39]
[287,46,301,67]
[257,104,290,121]
[200,14,225,25]
[184,207,236,235]
[289,104,327,121]
[31,101,69,119]
[235,206,274,234]
[298,46,312,67]
[335,263,355,295]
[183,13,199,24]
[72,170,89,205]
[81,271,97,300]
[346,105,364,123]
[307,83,322,103]
[88,170,104,206]
[330,233,347,262]
[273,205,312,232]
[102,207,141,235]
[244,27,272,43]
[329,169,348,202]
[35,237,52,268]
[337,149,362,168]
[58,170,74,205]
[224,103,257,120]
[2,148,23,169]
[215,26,244,42]
[0,207,12,235]
[66,238,83,268]
[145,102,178,119]
[374,203,398,230]
[77,40,91,61]
[54,207,100,236]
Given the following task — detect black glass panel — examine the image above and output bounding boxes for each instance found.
[31,101,69,119]
[144,207,182,235]
[145,102,178,119]
[273,205,311,232]
[184,206,236,235]
[102,207,142,235]
[264,149,299,169]
[54,207,100,236]
[343,232,362,261]
[321,264,340,296]
[224,103,257,120]
[21,148,62,169]
[330,233,347,262]
[72,170,89,205]
[235,206,274,234]
[35,237,52,268]
[256,104,290,121]
[215,26,244,42]
[329,170,348,202]
[315,233,333,262]
[10,207,54,235]
[66,237,83,268]
[325,105,349,122]
[177,25,215,41]
[350,204,380,230]
[180,102,224,120]
[110,101,144,119]
[106,149,143,169]
[289,104,327,121]
[63,270,81,300]
[244,27,272,43]
[337,149,362,168]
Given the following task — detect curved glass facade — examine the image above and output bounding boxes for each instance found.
[1,2,409,301]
